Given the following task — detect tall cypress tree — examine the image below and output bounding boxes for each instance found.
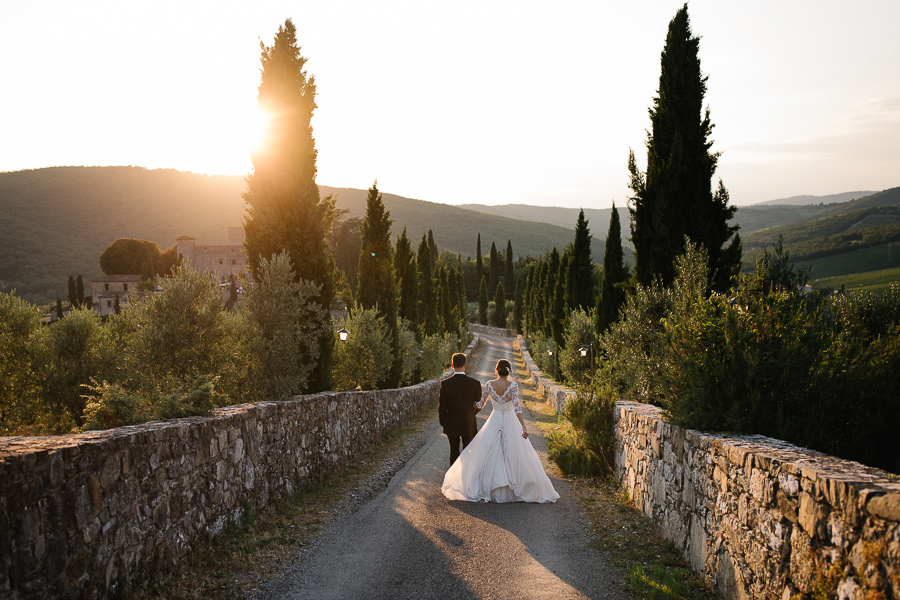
[357,181,400,387]
[75,275,84,308]
[566,210,594,311]
[243,19,335,391]
[595,202,629,334]
[67,276,77,309]
[394,227,418,327]
[551,251,568,347]
[628,4,741,292]
[475,233,483,295]
[478,276,489,326]
[427,230,439,267]
[417,234,437,336]
[456,264,467,331]
[513,272,524,333]
[543,250,560,340]
[488,241,500,294]
[504,240,515,299]
[493,281,506,328]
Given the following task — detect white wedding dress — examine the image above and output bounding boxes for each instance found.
[441,380,560,503]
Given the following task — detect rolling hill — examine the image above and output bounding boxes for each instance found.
[0,167,603,305]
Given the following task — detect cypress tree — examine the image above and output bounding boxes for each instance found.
[595,202,629,334]
[417,234,437,336]
[456,264,467,330]
[504,240,515,298]
[243,19,335,391]
[543,250,560,339]
[513,272,524,333]
[67,276,77,309]
[628,4,741,291]
[56,298,64,320]
[357,182,400,387]
[478,276,489,325]
[551,251,567,347]
[75,275,84,308]
[114,294,121,315]
[427,230,439,267]
[394,227,418,327]
[475,233,483,292]
[493,281,506,328]
[439,266,453,333]
[489,242,500,293]
[566,210,594,311]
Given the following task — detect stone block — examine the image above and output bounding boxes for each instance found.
[865,493,900,522]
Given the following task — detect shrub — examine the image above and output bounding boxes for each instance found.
[419,333,454,381]
[0,291,47,434]
[548,387,615,477]
[396,318,420,387]
[331,306,392,390]
[154,375,219,420]
[559,309,595,387]
[241,252,326,399]
[81,381,142,431]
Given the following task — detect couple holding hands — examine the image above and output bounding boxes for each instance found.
[438,353,559,504]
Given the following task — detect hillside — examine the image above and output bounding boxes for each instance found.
[755,190,876,206]
[0,167,602,305]
[742,187,900,280]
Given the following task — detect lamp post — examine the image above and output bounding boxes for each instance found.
[547,347,558,380]
[338,327,350,342]
[578,342,594,396]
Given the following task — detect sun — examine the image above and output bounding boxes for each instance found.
[241,105,271,161]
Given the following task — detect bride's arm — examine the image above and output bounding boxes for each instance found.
[475,384,490,409]
[512,383,528,439]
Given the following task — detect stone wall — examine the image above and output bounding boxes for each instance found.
[470,323,515,338]
[615,401,900,600]
[0,338,478,600]
[517,335,574,413]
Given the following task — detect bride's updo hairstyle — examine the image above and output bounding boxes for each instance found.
[495,360,511,377]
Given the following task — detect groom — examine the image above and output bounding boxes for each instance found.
[438,353,482,465]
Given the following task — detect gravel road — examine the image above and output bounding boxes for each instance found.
[254,334,630,600]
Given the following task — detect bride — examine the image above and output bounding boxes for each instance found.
[441,359,559,503]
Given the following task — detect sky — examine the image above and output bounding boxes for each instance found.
[1,1,898,209]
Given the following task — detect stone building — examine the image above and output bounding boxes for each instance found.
[175,227,248,283]
[89,274,144,317]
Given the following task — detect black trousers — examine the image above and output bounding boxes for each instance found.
[447,434,473,465]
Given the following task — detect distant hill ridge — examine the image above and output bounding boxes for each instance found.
[0,166,603,305]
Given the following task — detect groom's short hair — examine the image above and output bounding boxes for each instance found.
[451,353,467,369]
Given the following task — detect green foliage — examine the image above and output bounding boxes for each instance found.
[504,240,515,298]
[599,240,900,473]
[331,306,392,391]
[566,210,595,311]
[560,309,595,386]
[628,4,740,292]
[416,233,438,336]
[394,227,418,326]
[478,276,489,325]
[357,182,400,387]
[99,238,172,276]
[0,291,46,434]
[242,252,326,400]
[418,333,455,381]
[396,319,420,386]
[242,19,334,392]
[43,307,105,428]
[489,241,500,293]
[124,263,245,404]
[154,375,220,420]
[492,281,507,327]
[81,381,142,431]
[547,389,615,477]
[595,202,629,334]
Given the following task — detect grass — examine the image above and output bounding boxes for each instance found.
[516,360,716,600]
[126,399,443,599]
[810,263,900,293]
[800,242,900,280]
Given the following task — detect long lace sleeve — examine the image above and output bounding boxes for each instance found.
[511,382,522,414]
[476,383,490,409]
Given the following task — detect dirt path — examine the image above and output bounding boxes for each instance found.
[255,334,630,600]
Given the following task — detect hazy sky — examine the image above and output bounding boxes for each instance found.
[1,1,898,208]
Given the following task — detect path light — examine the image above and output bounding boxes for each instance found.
[338,328,350,342]
[578,346,588,357]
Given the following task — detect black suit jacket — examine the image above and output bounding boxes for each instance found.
[438,372,483,438]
